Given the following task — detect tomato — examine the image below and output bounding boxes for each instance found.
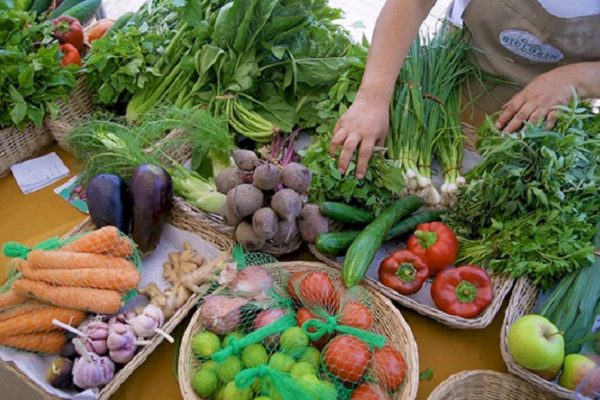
[338,301,373,330]
[371,345,407,391]
[351,384,391,400]
[296,307,330,349]
[287,272,304,301]
[298,272,340,313]
[407,222,458,275]
[323,335,370,382]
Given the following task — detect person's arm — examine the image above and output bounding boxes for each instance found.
[496,61,600,132]
[330,0,436,178]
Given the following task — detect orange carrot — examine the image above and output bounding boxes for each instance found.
[0,289,28,309]
[0,301,49,323]
[61,226,133,257]
[12,279,122,314]
[27,249,135,270]
[0,306,85,336]
[0,332,65,354]
[21,266,140,291]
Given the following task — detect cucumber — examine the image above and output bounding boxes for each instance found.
[316,210,445,256]
[30,0,52,15]
[63,0,101,24]
[342,196,422,287]
[319,202,374,225]
[49,0,84,18]
[108,11,134,34]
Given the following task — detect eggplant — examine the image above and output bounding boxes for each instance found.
[86,174,131,234]
[130,165,173,253]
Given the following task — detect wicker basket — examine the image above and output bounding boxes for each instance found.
[428,370,558,400]
[308,245,513,329]
[45,77,95,153]
[178,261,420,400]
[0,124,54,178]
[500,278,576,399]
[0,197,235,400]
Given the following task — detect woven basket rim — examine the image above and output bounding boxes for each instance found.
[308,244,514,329]
[178,260,420,400]
[428,369,558,400]
[500,277,577,399]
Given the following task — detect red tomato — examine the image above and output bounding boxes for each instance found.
[287,272,304,301]
[371,345,407,391]
[351,384,391,400]
[296,307,330,348]
[338,301,373,330]
[298,272,340,313]
[323,335,371,382]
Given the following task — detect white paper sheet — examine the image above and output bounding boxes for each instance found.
[0,223,221,399]
[10,152,70,194]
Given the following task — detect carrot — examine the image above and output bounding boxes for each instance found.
[12,279,122,314]
[0,289,28,309]
[0,306,85,336]
[61,226,133,257]
[0,332,65,354]
[0,301,49,323]
[21,266,140,291]
[27,249,135,270]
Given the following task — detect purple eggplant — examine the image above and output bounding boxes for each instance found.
[86,174,131,234]
[130,165,173,253]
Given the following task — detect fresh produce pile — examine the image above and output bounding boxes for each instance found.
[186,254,409,400]
[446,98,600,288]
[216,148,329,251]
[506,224,600,396]
[0,8,78,129]
[0,226,141,354]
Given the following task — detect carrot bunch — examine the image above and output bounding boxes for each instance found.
[0,226,140,354]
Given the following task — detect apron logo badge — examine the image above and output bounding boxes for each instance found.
[499,29,564,63]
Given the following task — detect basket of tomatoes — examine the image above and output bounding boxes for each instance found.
[178,256,419,400]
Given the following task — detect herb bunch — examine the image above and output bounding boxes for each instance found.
[445,96,600,287]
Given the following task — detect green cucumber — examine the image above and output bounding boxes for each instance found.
[319,202,374,225]
[316,210,445,256]
[30,0,52,15]
[49,0,84,18]
[342,195,423,287]
[108,11,134,34]
[63,0,101,24]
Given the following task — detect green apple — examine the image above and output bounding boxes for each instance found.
[559,354,597,391]
[507,314,564,379]
[192,331,221,357]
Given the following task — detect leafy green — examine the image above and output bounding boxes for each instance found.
[445,97,600,287]
[0,9,77,128]
[419,368,434,381]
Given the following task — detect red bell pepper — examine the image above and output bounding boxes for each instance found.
[431,265,493,318]
[407,221,458,275]
[52,16,84,52]
[59,44,81,67]
[379,250,429,295]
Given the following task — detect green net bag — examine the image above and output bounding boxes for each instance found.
[0,226,142,354]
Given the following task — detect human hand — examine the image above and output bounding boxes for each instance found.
[329,95,389,179]
[495,66,578,133]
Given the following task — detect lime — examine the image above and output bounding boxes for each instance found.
[242,344,269,368]
[298,346,321,369]
[222,331,244,347]
[290,362,316,380]
[200,360,218,372]
[221,381,252,400]
[254,397,273,400]
[192,369,218,397]
[192,331,221,357]
[214,386,226,400]
[297,374,321,393]
[217,356,243,383]
[320,380,337,398]
[268,352,295,372]
[280,327,308,355]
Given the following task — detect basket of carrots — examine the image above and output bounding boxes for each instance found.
[0,198,235,400]
[308,196,514,329]
[178,257,420,400]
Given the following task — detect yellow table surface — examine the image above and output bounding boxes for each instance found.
[0,146,507,400]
